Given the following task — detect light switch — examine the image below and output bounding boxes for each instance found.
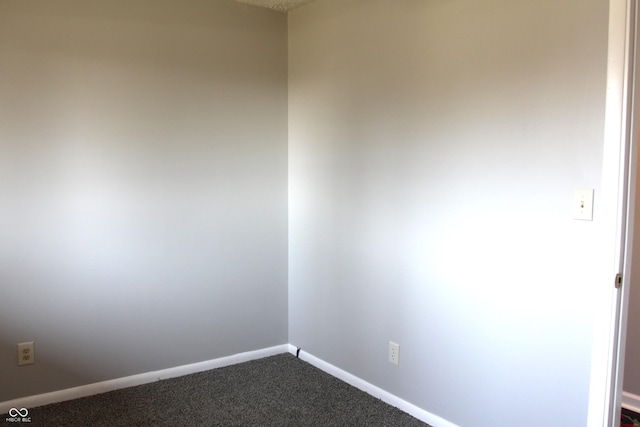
[573,188,594,221]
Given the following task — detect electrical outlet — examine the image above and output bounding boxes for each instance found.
[18,342,35,366]
[388,341,399,366]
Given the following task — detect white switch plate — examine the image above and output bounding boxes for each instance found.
[573,188,594,221]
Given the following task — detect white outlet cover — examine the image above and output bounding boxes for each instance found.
[573,188,594,221]
[388,341,399,366]
[17,341,35,366]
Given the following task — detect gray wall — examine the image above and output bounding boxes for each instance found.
[0,0,288,401]
[625,174,640,397]
[288,1,608,426]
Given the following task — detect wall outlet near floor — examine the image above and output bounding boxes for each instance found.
[18,342,35,366]
[388,341,399,366]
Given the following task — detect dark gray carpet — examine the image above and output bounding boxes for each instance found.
[4,353,430,426]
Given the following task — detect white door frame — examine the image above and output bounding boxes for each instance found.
[616,0,640,420]
[588,0,638,425]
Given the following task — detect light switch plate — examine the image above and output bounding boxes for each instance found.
[573,188,594,221]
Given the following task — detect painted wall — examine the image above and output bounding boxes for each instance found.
[625,171,640,398]
[288,1,609,426]
[0,0,288,401]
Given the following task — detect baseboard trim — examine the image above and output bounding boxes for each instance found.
[288,345,458,427]
[0,344,289,414]
[4,343,457,426]
[622,391,640,413]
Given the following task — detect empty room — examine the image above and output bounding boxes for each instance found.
[0,0,635,426]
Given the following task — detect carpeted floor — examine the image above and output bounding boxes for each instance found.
[2,353,429,426]
[622,407,640,427]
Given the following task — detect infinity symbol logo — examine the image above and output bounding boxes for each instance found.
[8,408,28,417]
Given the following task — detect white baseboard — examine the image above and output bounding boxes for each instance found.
[0,344,289,415]
[288,345,458,427]
[623,391,640,413]
[3,343,456,427]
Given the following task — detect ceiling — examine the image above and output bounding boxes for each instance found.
[231,0,316,12]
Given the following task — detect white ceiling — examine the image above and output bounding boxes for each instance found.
[231,0,316,12]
